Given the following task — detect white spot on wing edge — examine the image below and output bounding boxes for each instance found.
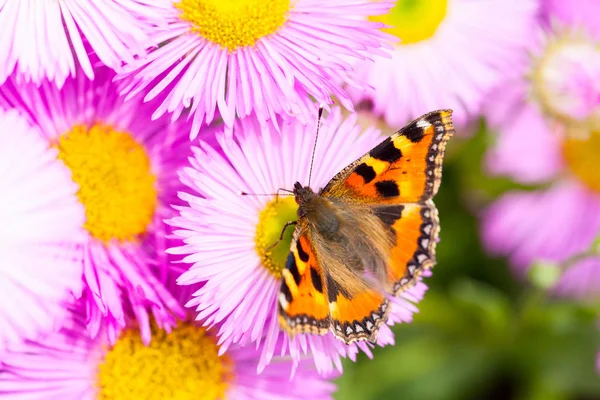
[417,119,431,129]
[423,224,432,235]
[278,293,289,309]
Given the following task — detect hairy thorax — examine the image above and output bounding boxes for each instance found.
[296,184,395,294]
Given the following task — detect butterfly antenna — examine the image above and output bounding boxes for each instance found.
[308,106,325,187]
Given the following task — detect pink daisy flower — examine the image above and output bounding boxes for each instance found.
[0,65,202,345]
[347,0,538,129]
[0,286,336,399]
[118,0,394,138]
[541,0,600,38]
[0,1,162,87]
[0,107,85,353]
[481,8,600,278]
[168,108,428,375]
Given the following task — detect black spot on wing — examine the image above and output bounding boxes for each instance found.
[375,180,400,197]
[374,205,404,226]
[285,253,302,286]
[281,280,293,303]
[326,274,351,303]
[371,141,402,163]
[326,274,339,302]
[310,267,323,293]
[368,137,392,158]
[354,163,376,184]
[296,239,309,262]
[400,121,426,143]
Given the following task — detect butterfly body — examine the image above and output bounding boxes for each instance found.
[279,110,454,344]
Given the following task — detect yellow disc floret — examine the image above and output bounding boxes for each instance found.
[371,0,448,45]
[57,124,157,243]
[563,131,600,193]
[175,0,291,51]
[98,322,231,400]
[255,196,298,278]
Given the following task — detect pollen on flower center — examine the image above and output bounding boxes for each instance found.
[57,124,157,243]
[371,0,448,45]
[531,34,600,130]
[255,196,298,278]
[563,131,600,193]
[98,323,231,400]
[175,0,291,51]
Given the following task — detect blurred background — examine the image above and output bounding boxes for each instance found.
[336,123,600,400]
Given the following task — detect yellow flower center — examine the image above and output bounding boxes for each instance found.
[563,131,600,193]
[175,0,291,51]
[57,124,157,243]
[98,323,231,400]
[255,196,298,278]
[371,0,448,45]
[531,34,600,131]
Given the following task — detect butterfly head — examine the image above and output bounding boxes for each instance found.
[293,181,315,208]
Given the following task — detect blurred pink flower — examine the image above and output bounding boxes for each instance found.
[0,107,85,354]
[118,0,394,138]
[168,108,428,375]
[554,257,600,300]
[541,0,600,39]
[0,1,162,87]
[0,66,209,345]
[347,0,538,129]
[0,287,337,400]
[482,14,600,279]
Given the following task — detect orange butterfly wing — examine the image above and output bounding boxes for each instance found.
[278,222,390,343]
[373,201,440,294]
[320,110,453,204]
[278,223,331,336]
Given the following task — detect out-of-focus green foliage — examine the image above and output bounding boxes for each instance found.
[336,124,600,400]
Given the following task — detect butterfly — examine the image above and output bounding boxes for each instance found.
[277,110,454,344]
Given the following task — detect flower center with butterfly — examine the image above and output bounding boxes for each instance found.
[98,322,231,400]
[175,0,291,51]
[255,196,298,278]
[371,0,448,44]
[56,124,157,243]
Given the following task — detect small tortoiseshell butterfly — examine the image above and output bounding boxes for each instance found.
[277,110,454,344]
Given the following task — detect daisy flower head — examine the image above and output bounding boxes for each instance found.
[0,1,164,88]
[481,14,600,276]
[347,0,539,129]
[0,284,337,400]
[0,107,85,353]
[168,108,429,375]
[0,65,204,345]
[118,0,395,139]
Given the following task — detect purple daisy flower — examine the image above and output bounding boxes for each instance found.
[0,287,337,399]
[0,66,204,345]
[481,10,600,276]
[118,0,394,138]
[0,107,85,353]
[347,0,538,129]
[0,1,161,87]
[168,108,428,374]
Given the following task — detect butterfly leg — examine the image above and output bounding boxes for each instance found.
[266,221,297,251]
